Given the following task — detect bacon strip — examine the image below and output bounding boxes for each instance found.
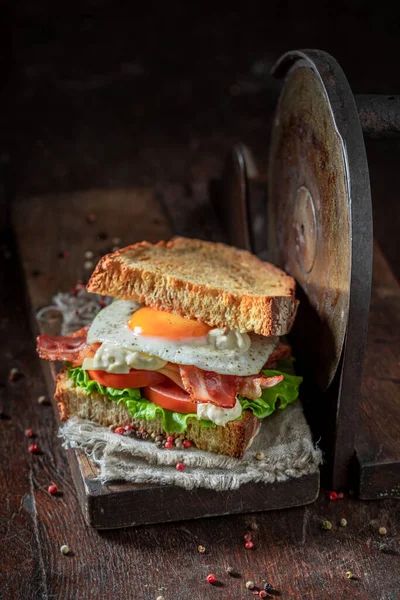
[179,365,283,407]
[179,365,238,408]
[37,326,100,366]
[263,341,292,369]
[237,374,284,400]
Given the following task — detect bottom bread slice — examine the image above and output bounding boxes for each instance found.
[55,371,262,458]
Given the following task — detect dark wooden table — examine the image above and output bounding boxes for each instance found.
[3,5,400,598]
[1,233,400,600]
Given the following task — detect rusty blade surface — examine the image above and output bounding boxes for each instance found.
[268,62,351,391]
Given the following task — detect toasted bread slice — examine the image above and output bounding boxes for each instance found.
[87,237,298,336]
[55,371,261,458]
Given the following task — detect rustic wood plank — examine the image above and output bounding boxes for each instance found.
[2,226,400,599]
[0,234,48,600]
[356,242,400,499]
[12,187,320,529]
[13,188,172,308]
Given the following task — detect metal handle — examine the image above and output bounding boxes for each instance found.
[355,94,400,138]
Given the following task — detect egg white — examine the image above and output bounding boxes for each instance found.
[87,300,277,376]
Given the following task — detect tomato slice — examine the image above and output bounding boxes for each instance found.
[143,380,198,414]
[88,370,167,389]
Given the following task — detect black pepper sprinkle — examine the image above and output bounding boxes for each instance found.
[264,583,273,593]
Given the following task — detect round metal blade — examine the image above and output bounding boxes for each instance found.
[268,52,363,391]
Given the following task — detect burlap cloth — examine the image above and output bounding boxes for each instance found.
[60,401,322,491]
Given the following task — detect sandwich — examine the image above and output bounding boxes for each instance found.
[37,237,302,458]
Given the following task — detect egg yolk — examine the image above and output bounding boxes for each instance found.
[128,307,211,340]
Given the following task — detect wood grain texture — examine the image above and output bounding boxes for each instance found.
[13,188,172,308]
[1,230,400,598]
[356,243,400,499]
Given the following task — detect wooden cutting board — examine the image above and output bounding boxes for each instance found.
[12,187,319,529]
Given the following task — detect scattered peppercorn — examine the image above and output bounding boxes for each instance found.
[156,596,165,600]
[155,435,164,442]
[115,427,125,435]
[244,533,252,542]
[259,591,268,598]
[155,441,163,448]
[84,260,94,270]
[379,527,387,536]
[28,444,40,454]
[245,541,254,549]
[345,571,353,579]
[37,395,48,405]
[226,566,234,574]
[112,237,121,245]
[338,492,344,498]
[60,545,70,555]
[246,581,255,589]
[25,429,34,438]
[197,545,206,553]
[340,518,348,527]
[183,439,191,448]
[175,439,183,449]
[255,451,265,461]
[9,368,22,382]
[86,213,96,224]
[329,491,338,501]
[206,574,216,584]
[264,583,273,593]
[165,441,173,449]
[176,462,185,472]
[167,435,175,442]
[48,484,58,495]
[322,520,332,530]
[84,250,94,259]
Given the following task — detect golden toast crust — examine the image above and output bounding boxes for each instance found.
[87,237,298,336]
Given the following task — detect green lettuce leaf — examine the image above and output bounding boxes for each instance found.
[238,366,302,419]
[67,367,215,434]
[68,360,302,434]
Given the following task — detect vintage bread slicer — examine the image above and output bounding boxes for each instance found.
[218,49,400,498]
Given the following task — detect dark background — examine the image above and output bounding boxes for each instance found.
[7,1,400,275]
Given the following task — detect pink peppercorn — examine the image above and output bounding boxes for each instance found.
[165,441,173,449]
[139,428,146,434]
[244,533,252,542]
[176,462,185,471]
[25,429,33,438]
[124,425,135,431]
[48,484,58,495]
[183,440,191,448]
[338,492,344,499]
[115,427,125,435]
[167,435,175,442]
[245,541,254,549]
[329,491,338,501]
[29,444,39,453]
[259,591,267,598]
[206,574,216,584]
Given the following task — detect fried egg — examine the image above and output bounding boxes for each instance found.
[87,300,277,376]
